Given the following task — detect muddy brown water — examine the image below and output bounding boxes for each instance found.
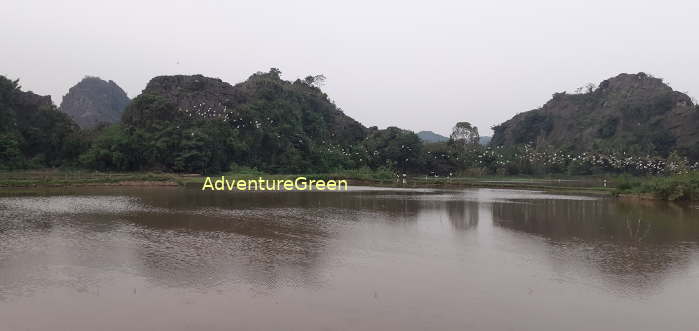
[0,187,698,331]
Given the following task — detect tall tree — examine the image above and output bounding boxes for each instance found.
[449,122,480,147]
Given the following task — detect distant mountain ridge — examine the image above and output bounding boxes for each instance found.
[491,72,699,159]
[60,76,130,128]
[417,131,448,143]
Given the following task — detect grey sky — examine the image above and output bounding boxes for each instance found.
[2,0,698,136]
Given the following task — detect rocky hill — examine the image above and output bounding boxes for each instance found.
[127,72,367,143]
[117,69,369,173]
[491,73,699,159]
[60,76,130,128]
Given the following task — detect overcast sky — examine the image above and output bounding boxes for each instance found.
[2,0,698,136]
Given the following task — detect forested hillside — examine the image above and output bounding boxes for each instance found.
[80,69,423,174]
[491,73,699,159]
[0,76,84,169]
[3,70,697,177]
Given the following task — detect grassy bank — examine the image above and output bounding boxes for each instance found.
[614,172,699,201]
[0,170,181,187]
[0,168,397,188]
[1,168,615,196]
[181,167,612,192]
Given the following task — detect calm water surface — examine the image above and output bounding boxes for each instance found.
[1,187,698,331]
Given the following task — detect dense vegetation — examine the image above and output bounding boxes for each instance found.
[615,171,699,201]
[0,76,85,170]
[2,70,698,197]
[0,70,418,174]
[421,143,697,177]
[77,70,425,174]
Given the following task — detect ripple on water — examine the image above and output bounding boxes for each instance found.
[0,196,151,215]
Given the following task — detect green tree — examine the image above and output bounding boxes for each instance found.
[449,122,480,147]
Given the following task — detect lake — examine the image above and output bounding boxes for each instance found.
[1,187,698,330]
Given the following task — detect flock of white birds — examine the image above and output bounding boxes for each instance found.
[174,100,421,166]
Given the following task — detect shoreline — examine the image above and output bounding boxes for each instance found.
[3,170,696,201]
[0,170,614,197]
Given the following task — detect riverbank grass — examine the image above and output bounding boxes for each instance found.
[615,171,699,201]
[0,168,629,197]
[0,170,179,187]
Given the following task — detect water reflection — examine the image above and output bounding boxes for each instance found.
[1,187,699,330]
[446,200,479,230]
[0,189,481,296]
[492,198,699,295]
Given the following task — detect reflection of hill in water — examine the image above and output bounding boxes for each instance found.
[0,188,485,294]
[0,194,336,293]
[104,189,484,289]
[14,188,693,300]
[1,189,463,295]
[446,200,479,230]
[123,190,483,290]
[492,199,699,295]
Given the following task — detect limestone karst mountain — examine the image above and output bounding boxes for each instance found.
[116,69,373,173]
[127,72,367,145]
[60,76,130,128]
[491,73,699,159]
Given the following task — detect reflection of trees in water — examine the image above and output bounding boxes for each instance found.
[446,200,479,230]
[347,192,421,222]
[136,189,424,223]
[624,217,651,243]
[124,190,430,290]
[126,190,486,289]
[492,199,699,295]
[0,189,480,295]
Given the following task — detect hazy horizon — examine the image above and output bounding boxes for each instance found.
[2,0,698,136]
